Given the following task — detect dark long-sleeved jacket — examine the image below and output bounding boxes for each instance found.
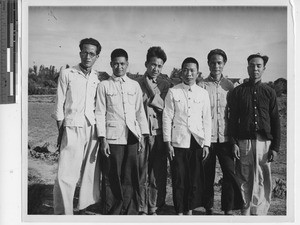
[229,80,281,152]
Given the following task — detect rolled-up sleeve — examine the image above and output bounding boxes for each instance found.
[51,70,68,121]
[202,90,212,147]
[162,89,174,142]
[95,83,107,137]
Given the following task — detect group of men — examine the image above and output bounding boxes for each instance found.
[51,37,280,216]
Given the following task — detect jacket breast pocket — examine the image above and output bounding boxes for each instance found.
[106,121,121,140]
[127,91,136,105]
[193,98,203,111]
[106,92,118,106]
[173,96,184,110]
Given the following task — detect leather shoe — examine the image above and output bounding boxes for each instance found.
[225,210,233,215]
[205,208,213,215]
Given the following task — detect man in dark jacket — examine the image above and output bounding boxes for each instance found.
[229,53,281,215]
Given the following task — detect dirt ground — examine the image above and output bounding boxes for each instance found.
[27,95,287,216]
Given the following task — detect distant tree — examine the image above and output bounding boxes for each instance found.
[170,68,181,79]
[28,64,60,95]
[274,78,287,97]
[33,65,38,75]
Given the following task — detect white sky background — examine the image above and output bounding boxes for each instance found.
[28,6,287,81]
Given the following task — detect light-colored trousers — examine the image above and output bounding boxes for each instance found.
[53,119,100,215]
[236,135,272,215]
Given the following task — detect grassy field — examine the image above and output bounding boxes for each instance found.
[27,95,287,215]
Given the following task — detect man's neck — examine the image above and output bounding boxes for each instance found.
[113,74,126,78]
[249,78,261,84]
[145,72,158,80]
[183,82,194,87]
[79,63,91,75]
[210,73,222,82]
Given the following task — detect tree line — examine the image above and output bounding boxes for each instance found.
[28,65,287,97]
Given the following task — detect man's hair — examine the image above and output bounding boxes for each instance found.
[181,57,199,70]
[247,53,269,66]
[111,48,128,61]
[79,38,102,55]
[146,46,167,63]
[207,49,227,63]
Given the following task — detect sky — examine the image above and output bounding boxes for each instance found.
[28,5,288,82]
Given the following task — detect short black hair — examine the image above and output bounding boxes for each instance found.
[181,57,199,70]
[146,46,167,63]
[247,53,269,66]
[207,49,227,63]
[79,38,102,55]
[111,48,128,61]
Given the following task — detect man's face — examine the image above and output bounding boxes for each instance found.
[145,57,164,79]
[110,56,128,77]
[208,54,225,78]
[247,57,265,82]
[181,63,199,86]
[79,44,98,69]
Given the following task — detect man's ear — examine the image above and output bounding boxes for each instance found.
[145,61,148,68]
[110,61,113,68]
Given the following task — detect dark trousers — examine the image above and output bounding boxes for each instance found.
[203,142,244,211]
[170,137,205,214]
[101,132,140,215]
[138,134,167,214]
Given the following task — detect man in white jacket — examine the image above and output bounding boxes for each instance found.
[95,48,149,215]
[52,38,102,215]
[163,57,211,215]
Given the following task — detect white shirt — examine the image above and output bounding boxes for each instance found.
[163,82,211,148]
[95,74,149,144]
[52,64,100,127]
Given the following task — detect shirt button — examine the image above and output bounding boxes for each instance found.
[255,121,257,124]
[254,91,257,94]
[255,114,257,117]
[254,106,257,109]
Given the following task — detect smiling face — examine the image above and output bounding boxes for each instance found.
[208,54,225,80]
[247,57,265,82]
[181,62,199,86]
[79,44,99,69]
[145,57,164,79]
[110,56,128,77]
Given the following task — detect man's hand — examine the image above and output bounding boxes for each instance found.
[267,149,277,162]
[99,137,110,157]
[56,120,64,151]
[165,142,175,161]
[138,135,147,153]
[202,146,209,160]
[233,144,240,160]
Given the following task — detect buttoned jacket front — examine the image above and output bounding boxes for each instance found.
[163,83,211,148]
[199,75,234,143]
[52,64,100,127]
[95,74,149,144]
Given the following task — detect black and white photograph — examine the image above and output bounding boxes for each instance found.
[0,0,298,224]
